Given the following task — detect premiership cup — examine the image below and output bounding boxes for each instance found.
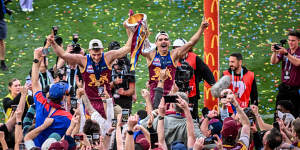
[126,13,155,52]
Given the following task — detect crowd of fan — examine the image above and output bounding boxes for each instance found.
[0,68,299,150]
[0,9,299,149]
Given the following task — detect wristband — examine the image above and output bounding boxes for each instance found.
[106,133,111,137]
[158,115,164,120]
[33,59,39,63]
[127,130,134,135]
[17,122,22,125]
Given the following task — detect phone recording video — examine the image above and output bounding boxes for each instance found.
[74,134,83,141]
[70,98,77,109]
[150,133,158,148]
[122,109,130,122]
[163,95,178,103]
[11,105,17,111]
[112,119,117,127]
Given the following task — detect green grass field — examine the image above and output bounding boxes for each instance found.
[0,0,299,123]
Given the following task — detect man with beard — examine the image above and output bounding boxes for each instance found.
[222,53,258,113]
[142,19,209,103]
[47,24,133,118]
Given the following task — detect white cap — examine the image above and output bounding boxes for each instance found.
[89,39,103,50]
[41,138,57,150]
[155,31,169,41]
[173,38,187,47]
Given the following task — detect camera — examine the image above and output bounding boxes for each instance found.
[71,34,81,54]
[175,61,194,92]
[243,107,256,126]
[274,39,287,50]
[54,67,67,81]
[52,26,58,36]
[111,57,134,99]
[42,26,62,56]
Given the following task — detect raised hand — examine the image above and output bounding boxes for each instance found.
[158,97,166,117]
[193,137,204,150]
[141,89,150,99]
[127,115,138,130]
[175,95,189,111]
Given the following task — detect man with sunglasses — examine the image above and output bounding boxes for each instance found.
[47,25,133,118]
[141,19,209,104]
[173,38,215,121]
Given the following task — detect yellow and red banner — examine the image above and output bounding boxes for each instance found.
[204,0,219,111]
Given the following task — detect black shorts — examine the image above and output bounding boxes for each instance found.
[0,19,7,40]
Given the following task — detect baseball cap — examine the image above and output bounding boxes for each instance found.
[221,117,238,139]
[41,138,57,150]
[49,132,62,141]
[49,82,69,100]
[171,141,187,150]
[173,38,187,47]
[49,140,69,150]
[89,39,103,50]
[135,134,150,150]
[155,31,169,41]
[209,118,223,136]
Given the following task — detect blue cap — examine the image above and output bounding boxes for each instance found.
[209,118,223,136]
[49,82,69,99]
[171,141,187,150]
[48,132,61,141]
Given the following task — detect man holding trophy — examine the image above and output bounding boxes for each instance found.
[47,21,133,118]
[140,19,209,103]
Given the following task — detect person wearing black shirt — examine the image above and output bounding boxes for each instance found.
[2,78,34,122]
[109,41,135,111]
[173,38,216,121]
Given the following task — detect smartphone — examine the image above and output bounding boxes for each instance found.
[98,86,105,97]
[164,95,178,103]
[42,48,49,56]
[19,143,26,150]
[92,133,100,140]
[204,136,217,145]
[70,98,77,109]
[112,119,117,127]
[86,135,93,144]
[249,117,255,126]
[26,79,32,85]
[11,105,18,111]
[122,109,130,122]
[150,133,158,148]
[273,122,280,130]
[74,134,83,141]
